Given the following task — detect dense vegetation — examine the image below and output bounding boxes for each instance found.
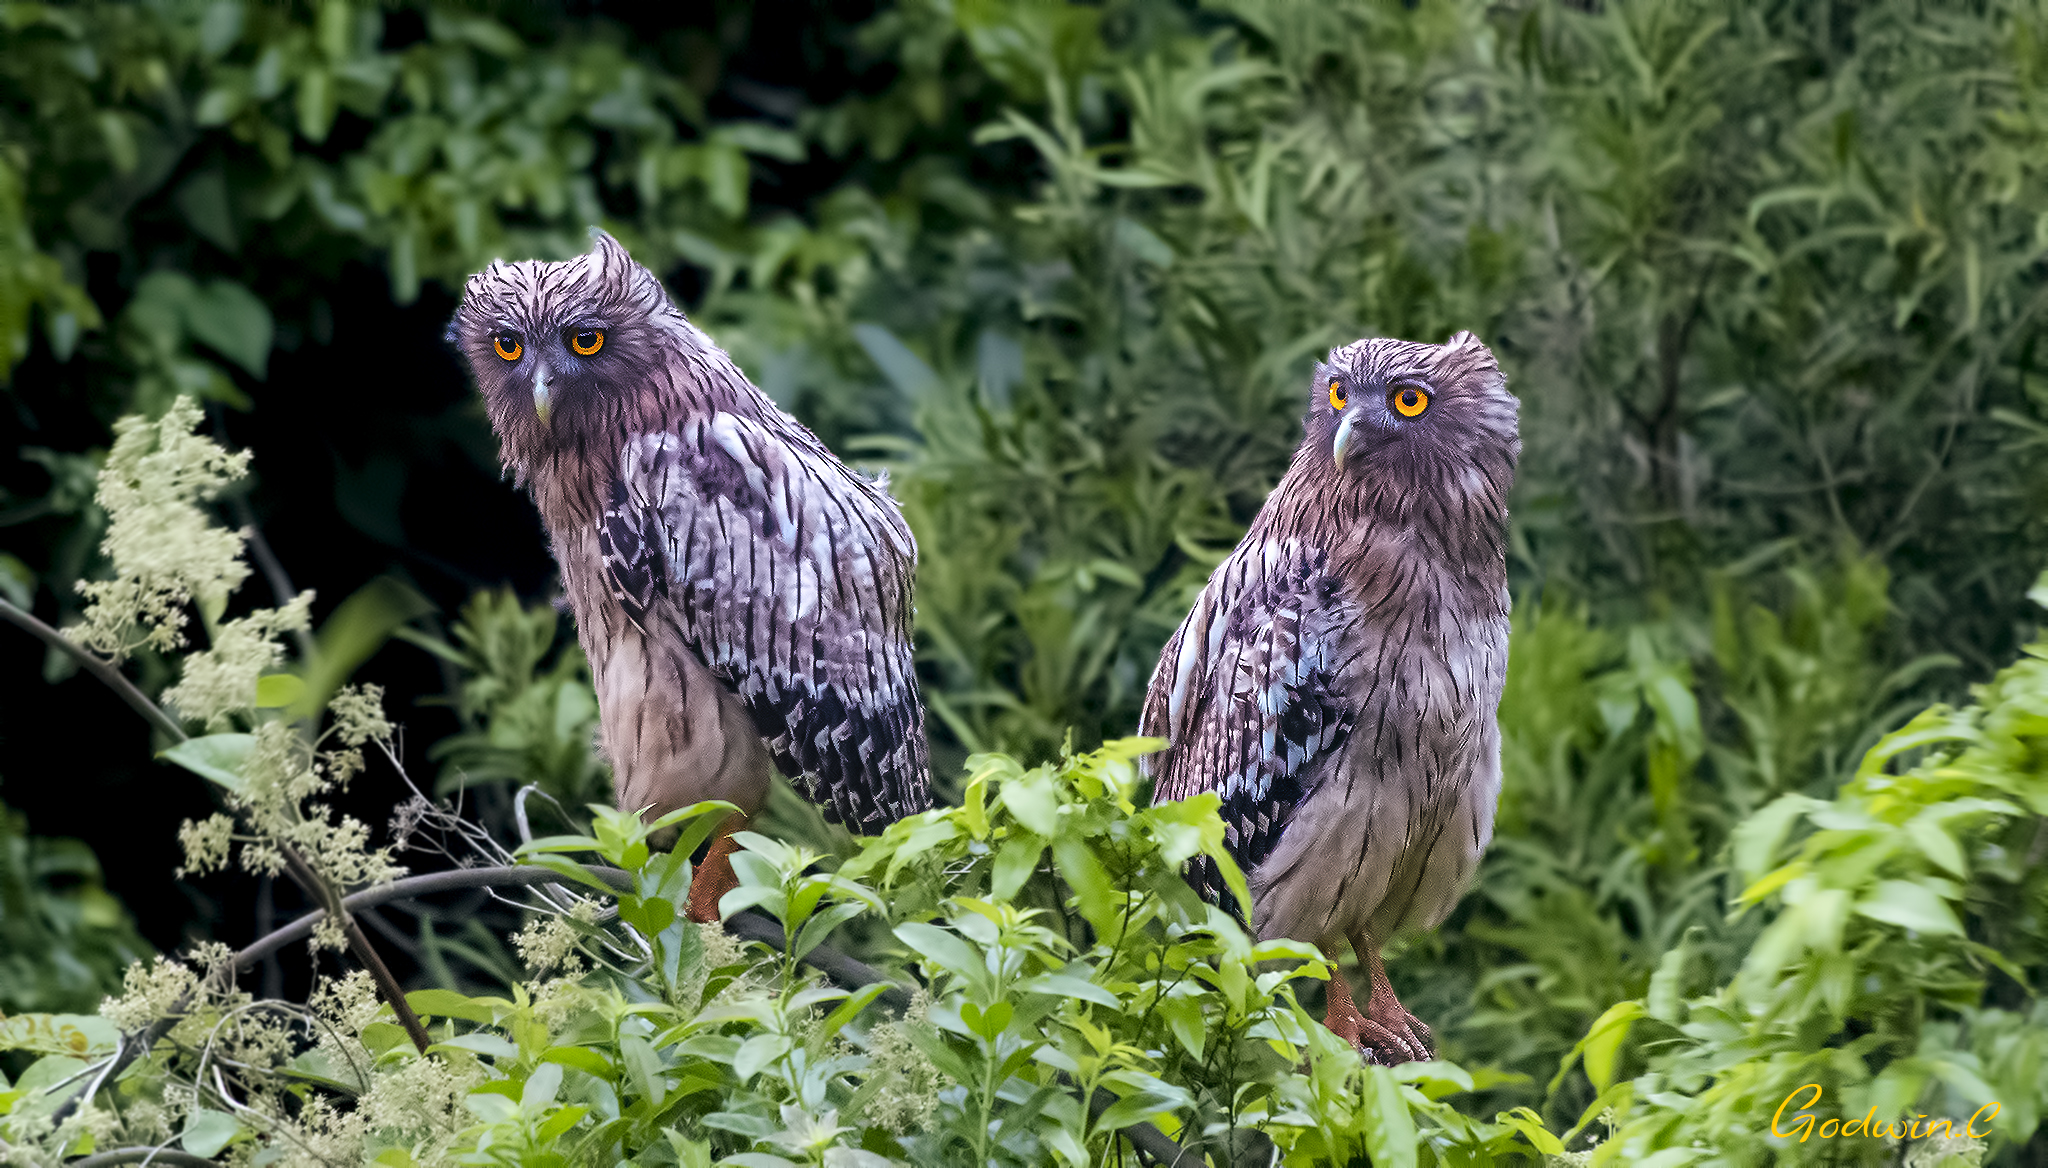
[3,0,2048,1162]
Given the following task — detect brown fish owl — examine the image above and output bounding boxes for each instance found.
[451,231,931,921]
[1139,331,1517,1064]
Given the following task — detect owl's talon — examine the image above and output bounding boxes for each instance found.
[1320,946,1434,1065]
[685,817,746,924]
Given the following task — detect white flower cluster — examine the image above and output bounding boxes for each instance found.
[512,915,587,974]
[860,989,943,1135]
[67,397,252,660]
[163,590,313,727]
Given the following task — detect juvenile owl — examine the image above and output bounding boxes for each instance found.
[1140,331,1518,1064]
[451,230,930,921]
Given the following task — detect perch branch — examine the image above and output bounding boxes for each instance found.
[276,844,432,1056]
[63,1148,222,1168]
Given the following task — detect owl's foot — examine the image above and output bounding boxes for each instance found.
[685,814,748,924]
[1322,947,1433,1065]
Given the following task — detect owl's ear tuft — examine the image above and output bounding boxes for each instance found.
[589,228,632,275]
[1445,329,1481,350]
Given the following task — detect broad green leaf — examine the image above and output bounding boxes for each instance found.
[160,733,255,792]
[185,278,273,377]
[1856,878,1963,936]
[430,1033,519,1061]
[990,832,1044,901]
[521,1062,562,1112]
[1581,1001,1642,1093]
[540,1046,613,1079]
[535,1104,589,1143]
[894,922,984,984]
[182,1108,240,1157]
[406,989,496,1024]
[253,672,304,708]
[1359,1064,1418,1168]
[0,1013,117,1057]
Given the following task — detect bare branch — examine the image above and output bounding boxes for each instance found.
[0,598,188,743]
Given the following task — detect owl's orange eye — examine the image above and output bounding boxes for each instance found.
[493,332,523,361]
[1391,384,1429,418]
[569,329,605,356]
[1328,379,1347,411]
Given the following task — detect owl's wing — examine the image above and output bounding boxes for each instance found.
[597,415,930,831]
[1141,549,1353,907]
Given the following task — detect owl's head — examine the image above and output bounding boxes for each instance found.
[1306,331,1520,509]
[449,230,675,466]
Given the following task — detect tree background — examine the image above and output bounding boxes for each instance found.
[5,0,2048,1157]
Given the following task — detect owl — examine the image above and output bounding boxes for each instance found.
[1139,331,1518,1064]
[450,230,931,922]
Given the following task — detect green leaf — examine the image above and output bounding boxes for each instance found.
[1856,878,1963,936]
[1014,970,1120,1009]
[1359,1064,1418,1168]
[406,989,497,1025]
[293,576,434,717]
[852,323,941,401]
[1580,1001,1642,1092]
[0,1014,118,1057]
[160,733,255,793]
[253,673,304,708]
[1730,794,1821,882]
[1497,1106,1565,1155]
[1051,834,1115,930]
[540,1045,613,1079]
[431,1033,519,1061]
[1093,1084,1187,1132]
[182,1108,241,1158]
[990,833,1044,901]
[184,279,273,378]
[535,1104,589,1143]
[1156,994,1205,1059]
[999,768,1061,836]
[618,896,676,937]
[521,1062,562,1111]
[360,1021,408,1055]
[731,1033,792,1082]
[894,922,984,984]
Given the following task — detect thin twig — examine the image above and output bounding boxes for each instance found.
[0,598,188,742]
[230,495,317,662]
[232,865,633,969]
[276,845,432,1056]
[1,595,430,1091]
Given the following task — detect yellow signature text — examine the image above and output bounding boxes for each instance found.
[1771,1084,1998,1144]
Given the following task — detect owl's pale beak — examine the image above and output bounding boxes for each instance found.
[533,366,552,426]
[1331,409,1358,471]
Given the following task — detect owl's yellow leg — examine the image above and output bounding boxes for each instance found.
[685,813,749,924]
[1320,942,1432,1065]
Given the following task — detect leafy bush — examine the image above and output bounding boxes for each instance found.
[0,793,149,1018]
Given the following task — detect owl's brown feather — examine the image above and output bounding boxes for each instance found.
[1140,331,1517,1062]
[450,231,930,846]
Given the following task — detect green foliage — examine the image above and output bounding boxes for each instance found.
[1567,572,2048,1164]
[0,792,149,1016]
[0,745,1569,1167]
[424,587,605,809]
